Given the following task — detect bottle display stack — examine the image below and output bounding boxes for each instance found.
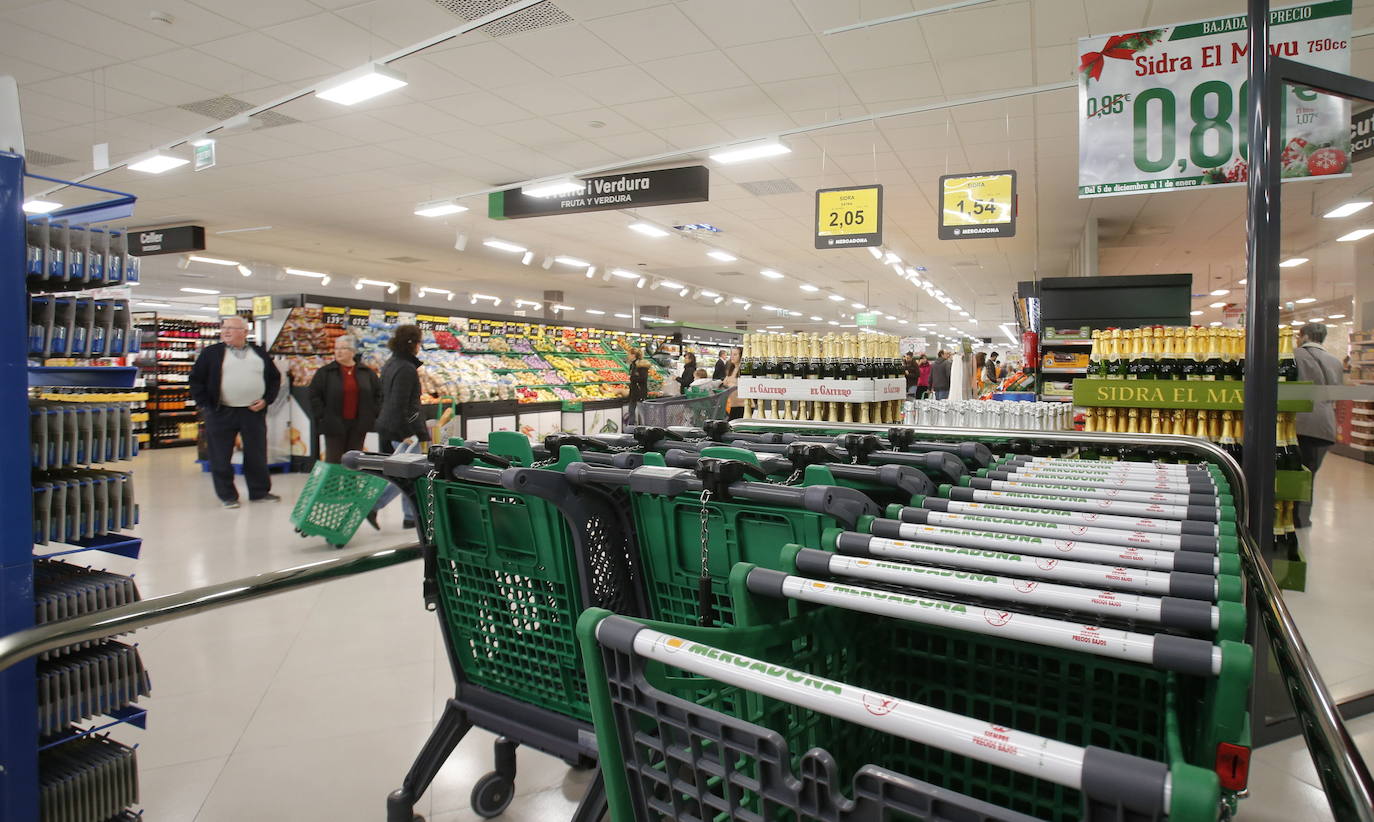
[1072,323,1313,588]
[5,153,151,822]
[133,315,218,448]
[737,332,905,423]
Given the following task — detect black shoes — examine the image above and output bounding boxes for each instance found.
[365,511,380,530]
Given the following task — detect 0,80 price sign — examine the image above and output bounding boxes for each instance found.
[1077,1,1352,198]
[815,184,883,249]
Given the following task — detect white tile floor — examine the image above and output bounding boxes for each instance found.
[83,447,1374,821]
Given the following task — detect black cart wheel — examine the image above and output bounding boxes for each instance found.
[471,771,515,818]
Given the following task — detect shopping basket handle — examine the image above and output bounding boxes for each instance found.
[341,450,430,479]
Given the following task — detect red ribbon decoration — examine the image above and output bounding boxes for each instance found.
[1079,33,1143,82]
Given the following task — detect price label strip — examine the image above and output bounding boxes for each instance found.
[814,184,882,249]
[1078,1,1353,197]
[938,171,1016,240]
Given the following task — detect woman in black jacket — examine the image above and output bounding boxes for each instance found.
[677,352,696,393]
[370,325,426,530]
[308,336,382,463]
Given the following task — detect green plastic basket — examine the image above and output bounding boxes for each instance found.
[625,490,838,626]
[419,476,595,721]
[580,565,1249,822]
[289,461,389,546]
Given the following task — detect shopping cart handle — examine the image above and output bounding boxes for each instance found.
[543,434,610,453]
[341,450,431,479]
[827,464,936,498]
[868,451,967,485]
[565,462,637,488]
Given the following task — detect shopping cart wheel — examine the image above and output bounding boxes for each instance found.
[471,771,514,818]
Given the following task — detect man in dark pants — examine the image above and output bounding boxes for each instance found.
[1293,322,1344,527]
[711,348,728,381]
[930,350,952,400]
[189,315,282,509]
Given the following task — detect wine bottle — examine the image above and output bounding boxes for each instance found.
[740,334,755,418]
[1282,501,1301,560]
[1160,326,1179,379]
[1121,329,1137,379]
[1278,327,1298,382]
[1202,327,1223,380]
[1088,330,1103,378]
[1179,328,1197,380]
[1140,326,1158,378]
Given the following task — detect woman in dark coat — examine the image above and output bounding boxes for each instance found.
[308,336,382,463]
[677,352,697,393]
[370,325,426,530]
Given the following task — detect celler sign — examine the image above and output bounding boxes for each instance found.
[488,166,709,219]
[129,225,206,256]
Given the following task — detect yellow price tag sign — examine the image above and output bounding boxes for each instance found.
[939,170,1016,239]
[814,184,883,249]
[217,296,238,316]
[252,295,273,317]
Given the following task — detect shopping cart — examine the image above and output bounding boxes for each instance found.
[578,555,1252,822]
[635,388,732,429]
[344,442,645,821]
[289,460,389,549]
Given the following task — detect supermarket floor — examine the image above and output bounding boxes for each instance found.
[95,447,1374,821]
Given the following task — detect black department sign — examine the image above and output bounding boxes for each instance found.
[488,165,709,219]
[814,184,882,249]
[129,225,206,256]
[938,171,1016,240]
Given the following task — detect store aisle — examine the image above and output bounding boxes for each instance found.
[106,448,1368,821]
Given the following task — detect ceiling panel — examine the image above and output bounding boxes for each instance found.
[680,0,812,49]
[640,50,751,95]
[503,23,626,75]
[582,4,714,63]
[562,64,675,105]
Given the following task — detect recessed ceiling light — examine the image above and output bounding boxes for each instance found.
[471,293,501,306]
[614,312,632,319]
[760,269,784,279]
[828,320,839,325]
[22,199,61,214]
[827,294,844,302]
[1290,319,1303,325]
[700,289,720,298]
[584,309,605,315]
[799,284,819,292]
[1323,201,1372,218]
[851,302,864,309]
[1329,313,1347,319]
[180,287,219,295]
[898,319,909,324]
[706,249,737,262]
[659,280,684,290]
[766,325,784,329]
[1278,258,1308,267]
[709,138,790,164]
[1295,297,1317,304]
[1309,316,1325,322]
[628,222,670,238]
[552,304,574,311]
[128,153,189,174]
[554,256,590,267]
[1208,301,1227,308]
[483,239,526,253]
[1337,229,1374,242]
[1210,288,1230,296]
[761,304,780,311]
[809,315,822,321]
[522,177,584,198]
[787,310,801,316]
[731,297,750,305]
[358,278,399,293]
[187,255,238,266]
[316,62,407,105]
[1190,309,1204,316]
[414,199,467,217]
[135,301,170,308]
[608,268,640,280]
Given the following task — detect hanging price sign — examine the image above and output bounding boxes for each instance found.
[814,184,882,249]
[1078,1,1352,198]
[938,171,1016,239]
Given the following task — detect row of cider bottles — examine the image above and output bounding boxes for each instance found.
[1087,325,1300,381]
[739,332,903,423]
[1083,407,1301,468]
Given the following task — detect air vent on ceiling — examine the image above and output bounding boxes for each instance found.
[178,95,255,120]
[385,255,427,264]
[250,110,300,129]
[738,178,802,196]
[25,150,75,167]
[429,0,572,37]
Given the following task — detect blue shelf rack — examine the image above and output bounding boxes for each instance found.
[2,151,146,821]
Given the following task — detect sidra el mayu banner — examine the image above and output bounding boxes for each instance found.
[1078,1,1351,198]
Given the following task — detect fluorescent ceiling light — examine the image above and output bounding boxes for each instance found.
[706,249,737,262]
[285,267,326,278]
[959,311,970,317]
[1190,309,1204,316]
[851,302,864,309]
[188,255,238,266]
[787,310,801,317]
[358,278,399,293]
[700,289,720,298]
[523,177,584,198]
[520,251,534,266]
[316,62,407,105]
[128,153,189,174]
[1239,278,1248,284]
[614,312,632,319]
[1337,229,1374,242]
[709,138,790,164]
[513,299,542,309]
[609,268,640,279]
[1309,316,1325,322]
[1278,258,1307,268]
[628,222,670,238]
[761,304,780,311]
[237,264,252,277]
[1209,321,1223,327]
[766,325,784,329]
[414,199,467,217]
[199,305,218,311]
[554,256,590,267]
[659,280,684,290]
[1323,201,1372,218]
[898,319,909,324]
[1208,301,1227,308]
[1295,297,1318,304]
[584,309,605,315]
[180,287,219,295]
[760,269,784,279]
[483,239,526,253]
[552,304,574,311]
[867,247,883,260]
[636,276,646,289]
[828,320,839,326]
[840,324,857,328]
[585,266,597,278]
[883,252,901,264]
[827,294,844,302]
[731,297,750,305]
[1290,319,1304,325]
[22,199,61,214]
[799,283,819,292]
[471,293,501,306]
[1210,288,1230,296]
[135,302,170,308]
[1329,313,1347,319]
[809,315,823,321]
[998,323,1019,345]
[884,314,896,321]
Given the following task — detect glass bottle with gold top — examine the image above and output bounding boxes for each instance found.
[1278,327,1298,382]
[1088,329,1103,378]
[1148,408,1163,435]
[1104,329,1122,380]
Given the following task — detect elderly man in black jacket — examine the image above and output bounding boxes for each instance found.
[189,315,281,508]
